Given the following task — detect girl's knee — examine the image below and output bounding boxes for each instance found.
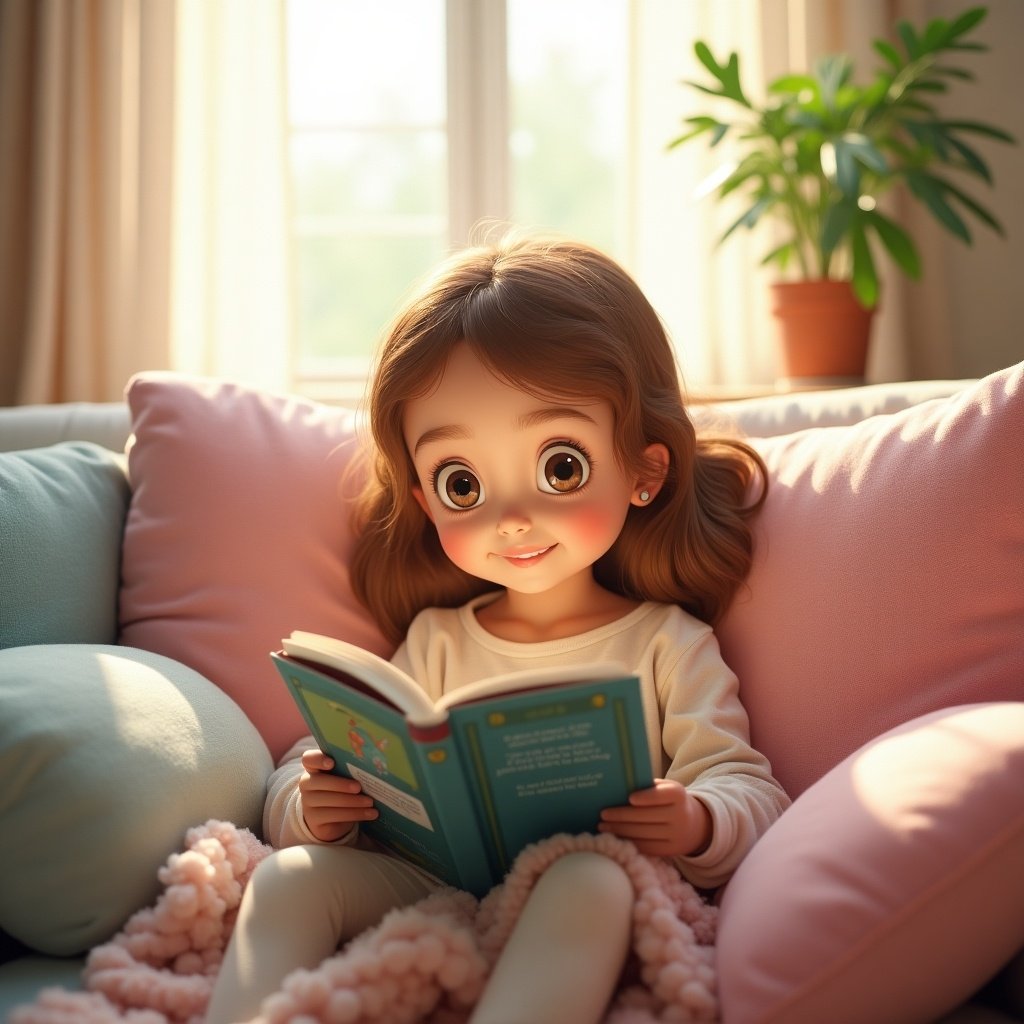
[245,844,340,909]
[246,846,304,902]
[540,852,633,917]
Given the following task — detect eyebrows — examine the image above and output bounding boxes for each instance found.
[411,405,597,455]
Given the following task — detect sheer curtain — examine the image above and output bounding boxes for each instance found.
[170,0,291,389]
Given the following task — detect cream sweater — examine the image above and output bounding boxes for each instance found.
[266,594,790,889]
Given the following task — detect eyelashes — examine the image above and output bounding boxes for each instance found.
[429,439,594,511]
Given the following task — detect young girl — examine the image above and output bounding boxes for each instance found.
[206,235,790,1024]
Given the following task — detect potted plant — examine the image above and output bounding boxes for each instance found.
[669,5,1016,384]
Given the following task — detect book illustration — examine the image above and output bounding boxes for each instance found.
[292,685,416,788]
[273,635,653,895]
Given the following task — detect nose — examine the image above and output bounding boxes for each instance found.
[496,507,531,536]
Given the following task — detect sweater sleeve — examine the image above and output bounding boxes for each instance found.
[658,628,790,889]
[263,735,359,850]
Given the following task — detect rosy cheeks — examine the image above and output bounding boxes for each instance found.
[432,519,482,575]
[554,501,627,549]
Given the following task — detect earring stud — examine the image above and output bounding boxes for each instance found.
[639,490,651,503]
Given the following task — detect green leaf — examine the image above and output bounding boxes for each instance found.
[860,73,891,108]
[694,41,722,80]
[817,55,852,109]
[821,200,854,257]
[873,39,902,68]
[843,133,889,174]
[823,139,860,197]
[788,108,828,131]
[759,240,798,269]
[947,7,988,42]
[851,222,879,307]
[898,21,921,60]
[769,74,817,95]
[866,210,921,278]
[943,120,1017,144]
[907,80,949,94]
[921,18,950,52]
[718,154,770,197]
[824,135,888,197]
[719,196,775,244]
[937,177,1005,235]
[667,117,729,149]
[905,120,951,159]
[693,42,750,106]
[906,170,971,241]
[931,65,975,81]
[946,137,992,181]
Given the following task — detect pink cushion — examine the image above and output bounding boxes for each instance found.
[718,360,1024,798]
[118,373,390,761]
[717,702,1024,1023]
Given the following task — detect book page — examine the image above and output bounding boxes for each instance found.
[282,631,440,723]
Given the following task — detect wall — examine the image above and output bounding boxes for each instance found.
[916,0,1024,379]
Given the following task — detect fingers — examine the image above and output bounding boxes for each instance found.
[597,779,711,857]
[300,748,335,772]
[297,747,379,842]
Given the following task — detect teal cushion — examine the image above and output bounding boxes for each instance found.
[0,644,272,955]
[0,957,83,1022]
[0,443,129,647]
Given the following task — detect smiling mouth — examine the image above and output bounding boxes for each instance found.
[498,544,556,565]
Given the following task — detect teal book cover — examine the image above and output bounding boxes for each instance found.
[272,632,653,896]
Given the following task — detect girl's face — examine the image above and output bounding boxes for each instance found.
[403,343,660,599]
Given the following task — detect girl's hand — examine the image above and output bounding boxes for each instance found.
[298,749,379,843]
[597,778,711,858]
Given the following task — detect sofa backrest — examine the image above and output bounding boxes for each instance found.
[0,378,972,454]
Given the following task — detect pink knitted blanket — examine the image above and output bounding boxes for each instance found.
[11,820,718,1024]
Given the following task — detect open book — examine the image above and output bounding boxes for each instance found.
[272,631,654,896]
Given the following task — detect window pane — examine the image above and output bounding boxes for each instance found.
[286,0,445,127]
[295,233,447,367]
[285,0,447,374]
[291,131,447,220]
[507,0,629,254]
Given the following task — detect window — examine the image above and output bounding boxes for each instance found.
[284,0,629,399]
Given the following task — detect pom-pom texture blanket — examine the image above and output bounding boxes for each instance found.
[11,821,718,1023]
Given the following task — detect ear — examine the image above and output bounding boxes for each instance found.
[411,484,435,523]
[631,443,670,507]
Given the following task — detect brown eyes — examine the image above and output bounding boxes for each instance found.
[537,444,591,493]
[435,464,483,510]
[433,443,591,510]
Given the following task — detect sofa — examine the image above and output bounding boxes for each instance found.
[0,364,1021,1023]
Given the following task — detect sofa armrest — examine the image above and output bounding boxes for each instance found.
[0,403,131,453]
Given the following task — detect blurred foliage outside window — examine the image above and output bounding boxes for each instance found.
[285,0,627,393]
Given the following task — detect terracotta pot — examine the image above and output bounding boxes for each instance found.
[769,280,875,387]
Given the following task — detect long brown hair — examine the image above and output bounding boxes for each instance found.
[350,234,767,644]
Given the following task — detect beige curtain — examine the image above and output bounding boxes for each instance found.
[0,0,175,405]
[0,0,290,406]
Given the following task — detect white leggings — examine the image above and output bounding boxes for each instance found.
[205,843,437,1024]
[205,845,633,1024]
